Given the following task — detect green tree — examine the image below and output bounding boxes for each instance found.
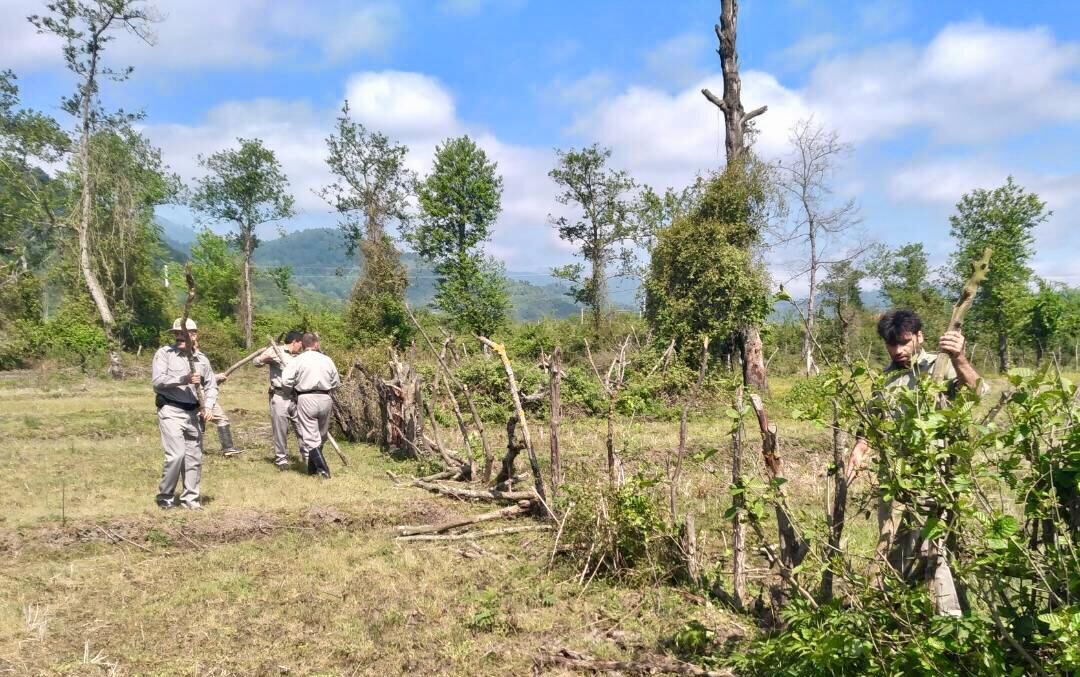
[187,229,241,320]
[190,138,296,349]
[816,260,865,363]
[29,0,158,375]
[549,144,637,331]
[645,165,772,354]
[948,177,1047,372]
[70,125,178,348]
[407,135,509,336]
[869,242,948,338]
[1022,278,1069,367]
[320,103,414,346]
[0,70,69,327]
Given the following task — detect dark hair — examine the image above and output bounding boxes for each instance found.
[285,330,303,344]
[301,332,319,349]
[877,309,923,345]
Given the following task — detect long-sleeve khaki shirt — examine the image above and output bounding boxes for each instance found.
[281,349,340,393]
[151,344,218,410]
[253,346,293,390]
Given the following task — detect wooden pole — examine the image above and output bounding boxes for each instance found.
[478,336,550,518]
[181,264,206,414]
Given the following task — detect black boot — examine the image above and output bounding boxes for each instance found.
[217,424,242,456]
[307,445,331,479]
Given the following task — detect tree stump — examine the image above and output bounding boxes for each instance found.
[378,356,424,458]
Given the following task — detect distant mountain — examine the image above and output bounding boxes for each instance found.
[251,228,591,320]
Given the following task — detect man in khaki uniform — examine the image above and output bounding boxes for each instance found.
[846,309,986,615]
[252,330,304,469]
[281,333,340,478]
[151,318,219,509]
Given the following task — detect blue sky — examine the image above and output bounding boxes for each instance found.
[3,0,1079,290]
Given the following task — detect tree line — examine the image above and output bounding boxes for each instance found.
[2,0,1078,379]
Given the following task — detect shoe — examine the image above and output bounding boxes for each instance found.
[156,496,177,510]
[275,461,289,471]
[180,500,203,510]
[317,470,330,480]
[217,424,243,456]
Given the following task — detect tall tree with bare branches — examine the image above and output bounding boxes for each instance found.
[30,0,158,377]
[701,0,771,392]
[776,118,862,375]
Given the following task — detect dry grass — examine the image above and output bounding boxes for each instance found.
[0,363,746,675]
[4,360,1026,674]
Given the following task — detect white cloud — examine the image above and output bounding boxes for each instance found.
[858,0,912,34]
[571,71,811,190]
[805,22,1080,144]
[547,70,617,107]
[775,33,836,67]
[644,32,709,88]
[0,0,401,72]
[437,0,526,16]
[142,70,561,269]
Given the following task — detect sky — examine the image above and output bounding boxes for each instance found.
[3,0,1080,292]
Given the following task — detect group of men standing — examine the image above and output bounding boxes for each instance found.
[150,319,340,510]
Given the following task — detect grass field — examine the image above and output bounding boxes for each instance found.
[0,362,737,676]
[0,359,986,675]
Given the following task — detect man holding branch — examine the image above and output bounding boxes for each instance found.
[281,332,340,478]
[253,330,304,469]
[151,318,219,509]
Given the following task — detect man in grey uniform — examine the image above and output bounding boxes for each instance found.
[253,330,304,469]
[281,332,340,478]
[151,318,219,509]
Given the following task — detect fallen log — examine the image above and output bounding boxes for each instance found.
[396,525,551,542]
[396,500,532,536]
[411,479,535,503]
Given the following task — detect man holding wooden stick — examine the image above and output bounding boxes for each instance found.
[846,308,987,615]
[253,330,303,469]
[151,317,219,510]
[282,333,340,478]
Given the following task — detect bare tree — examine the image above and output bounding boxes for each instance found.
[701,0,770,392]
[776,119,862,375]
[30,0,158,377]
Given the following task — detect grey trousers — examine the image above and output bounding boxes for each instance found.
[295,393,331,453]
[157,404,203,504]
[270,391,296,464]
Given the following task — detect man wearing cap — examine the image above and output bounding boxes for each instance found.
[151,318,219,509]
[281,332,340,478]
[253,330,304,469]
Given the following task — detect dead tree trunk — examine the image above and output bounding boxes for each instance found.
[730,386,748,610]
[822,401,848,602]
[702,0,770,394]
[496,413,527,485]
[548,347,563,501]
[377,355,424,458]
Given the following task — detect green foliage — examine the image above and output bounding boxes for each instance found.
[645,162,773,349]
[187,229,241,320]
[190,137,295,346]
[62,125,177,349]
[754,363,1080,675]
[407,135,510,336]
[948,177,1047,371]
[549,144,638,328]
[321,104,415,347]
[869,242,949,337]
[645,216,770,348]
[778,372,835,420]
[559,471,677,581]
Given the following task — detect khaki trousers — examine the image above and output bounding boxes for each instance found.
[269,392,296,464]
[295,393,331,453]
[876,496,962,616]
[157,404,203,504]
